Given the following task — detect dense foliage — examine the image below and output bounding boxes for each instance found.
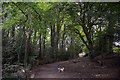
[2,2,120,78]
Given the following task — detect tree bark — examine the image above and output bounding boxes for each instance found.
[80,3,93,57]
[51,24,55,48]
[56,23,61,50]
[108,17,114,54]
[39,32,42,60]
[62,25,66,53]
[33,30,37,45]
[11,26,15,37]
[24,26,31,78]
[43,32,46,55]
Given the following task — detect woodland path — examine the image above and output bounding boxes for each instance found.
[31,57,120,78]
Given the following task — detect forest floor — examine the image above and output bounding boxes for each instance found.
[31,56,120,78]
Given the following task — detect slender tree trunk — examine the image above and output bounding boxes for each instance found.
[98,27,102,54]
[22,24,26,64]
[108,18,114,54]
[11,26,15,37]
[28,30,32,57]
[56,24,60,50]
[50,24,54,58]
[108,35,113,54]
[7,30,9,37]
[24,26,31,78]
[70,36,73,58]
[52,24,56,58]
[43,32,46,56]
[118,13,120,24]
[62,25,66,53]
[43,36,46,50]
[51,24,55,48]
[53,24,55,52]
[33,30,37,45]
[55,23,61,60]
[51,24,53,47]
[39,32,42,60]
[54,24,57,58]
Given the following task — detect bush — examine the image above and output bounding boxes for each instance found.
[113,47,120,53]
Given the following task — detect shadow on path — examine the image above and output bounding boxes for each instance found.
[32,57,120,78]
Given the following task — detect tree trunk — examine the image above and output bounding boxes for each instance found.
[51,24,53,47]
[33,30,37,45]
[39,32,42,60]
[62,25,66,53]
[118,13,120,24]
[108,17,114,54]
[55,23,61,60]
[43,32,46,55]
[51,24,55,58]
[51,24,55,48]
[53,24,55,53]
[43,36,46,50]
[24,26,31,78]
[56,24,60,50]
[81,3,93,58]
[7,29,9,37]
[11,26,15,37]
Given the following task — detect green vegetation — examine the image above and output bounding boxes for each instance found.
[2,2,120,78]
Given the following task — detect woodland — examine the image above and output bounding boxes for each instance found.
[2,2,120,78]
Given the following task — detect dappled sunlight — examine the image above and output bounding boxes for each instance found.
[78,52,86,57]
[2,2,120,79]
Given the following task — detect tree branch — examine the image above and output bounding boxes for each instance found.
[74,28,90,50]
[12,2,28,25]
[30,6,42,21]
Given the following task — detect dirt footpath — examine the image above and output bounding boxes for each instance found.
[31,57,120,78]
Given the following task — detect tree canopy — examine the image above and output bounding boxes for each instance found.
[2,2,120,78]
